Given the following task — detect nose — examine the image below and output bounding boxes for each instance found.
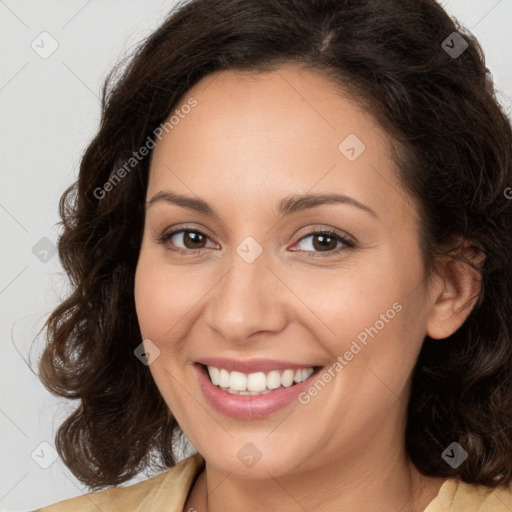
[205,251,289,344]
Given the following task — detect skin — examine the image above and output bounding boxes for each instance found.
[134,64,483,512]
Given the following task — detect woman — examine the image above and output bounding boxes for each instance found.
[35,0,512,510]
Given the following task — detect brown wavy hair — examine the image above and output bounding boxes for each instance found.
[39,0,512,490]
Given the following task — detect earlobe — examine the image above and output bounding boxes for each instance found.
[426,240,485,340]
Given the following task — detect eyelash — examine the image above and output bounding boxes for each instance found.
[157,227,356,258]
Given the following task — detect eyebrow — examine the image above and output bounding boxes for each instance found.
[146,190,378,219]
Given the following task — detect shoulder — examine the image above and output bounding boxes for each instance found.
[34,452,204,512]
[424,477,512,511]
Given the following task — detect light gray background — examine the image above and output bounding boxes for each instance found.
[1,1,511,510]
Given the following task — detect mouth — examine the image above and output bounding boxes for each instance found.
[198,363,323,395]
[193,357,326,419]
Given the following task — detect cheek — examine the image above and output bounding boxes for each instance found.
[134,260,171,340]
[134,252,198,408]
[291,255,425,393]
[286,266,401,350]
[134,251,202,343]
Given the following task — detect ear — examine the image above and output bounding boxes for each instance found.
[426,238,485,340]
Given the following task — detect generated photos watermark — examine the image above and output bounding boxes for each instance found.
[298,301,403,404]
[93,96,198,200]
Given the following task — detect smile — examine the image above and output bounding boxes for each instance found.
[194,358,323,419]
[206,365,316,395]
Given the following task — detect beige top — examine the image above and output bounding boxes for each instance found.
[35,452,512,511]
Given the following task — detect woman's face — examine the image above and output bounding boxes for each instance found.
[134,65,438,478]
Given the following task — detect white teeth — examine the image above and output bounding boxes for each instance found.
[301,368,314,382]
[281,369,295,387]
[247,372,267,392]
[208,366,220,385]
[266,370,281,389]
[206,365,317,394]
[219,368,230,388]
[229,371,246,391]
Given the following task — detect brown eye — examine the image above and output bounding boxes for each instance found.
[311,233,339,251]
[293,230,355,258]
[180,230,207,249]
[158,228,218,254]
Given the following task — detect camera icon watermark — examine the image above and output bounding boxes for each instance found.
[236,236,263,264]
[31,31,59,59]
[441,442,468,468]
[134,338,161,366]
[236,442,262,468]
[32,237,57,263]
[31,441,58,469]
[338,134,366,161]
[441,32,468,59]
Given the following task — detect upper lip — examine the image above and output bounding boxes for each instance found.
[196,357,320,374]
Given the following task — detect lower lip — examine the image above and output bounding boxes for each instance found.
[194,363,322,419]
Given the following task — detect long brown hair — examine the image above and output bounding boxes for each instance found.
[39,0,512,490]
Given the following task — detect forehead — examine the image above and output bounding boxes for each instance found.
[148,65,416,229]
[169,65,381,150]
